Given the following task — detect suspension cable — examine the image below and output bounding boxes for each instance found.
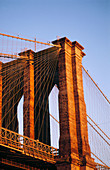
[82,65,110,104]
[0,33,61,48]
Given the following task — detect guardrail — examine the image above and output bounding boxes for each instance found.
[0,127,58,163]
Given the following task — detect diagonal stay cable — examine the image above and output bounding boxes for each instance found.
[5,58,55,129]
[34,52,58,114]
[2,50,57,97]
[82,66,110,104]
[87,114,110,140]
[1,57,55,125]
[34,53,58,128]
[15,52,58,132]
[37,55,58,140]
[87,120,110,146]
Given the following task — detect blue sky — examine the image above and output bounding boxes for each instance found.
[0,0,110,99]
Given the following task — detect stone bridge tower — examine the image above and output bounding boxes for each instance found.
[0,37,96,169]
[53,37,95,170]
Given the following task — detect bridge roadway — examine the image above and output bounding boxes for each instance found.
[0,127,58,169]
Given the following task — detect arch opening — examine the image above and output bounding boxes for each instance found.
[49,84,60,149]
[17,95,24,136]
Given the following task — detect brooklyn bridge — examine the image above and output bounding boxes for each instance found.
[0,33,109,169]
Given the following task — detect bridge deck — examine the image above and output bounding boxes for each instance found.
[0,145,57,169]
[0,127,58,166]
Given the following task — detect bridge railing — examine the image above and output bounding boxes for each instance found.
[0,127,58,163]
